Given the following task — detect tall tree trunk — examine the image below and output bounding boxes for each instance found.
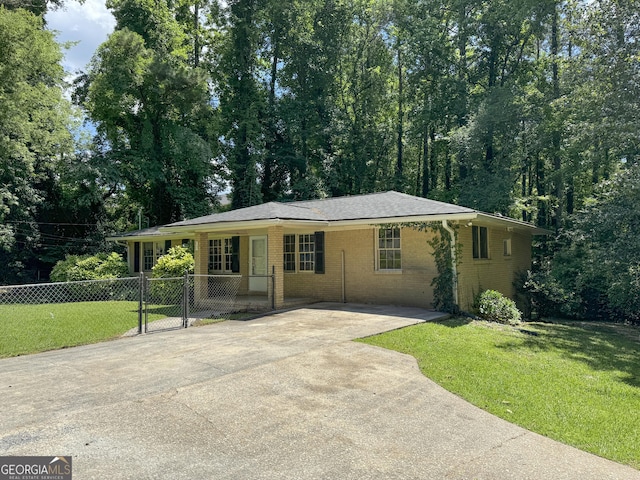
[551,2,562,231]
[395,41,404,191]
[421,126,429,197]
[536,154,547,228]
[193,1,200,67]
[261,28,280,202]
[484,35,498,170]
[428,127,437,192]
[457,1,469,181]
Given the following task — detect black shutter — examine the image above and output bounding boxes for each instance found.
[314,231,325,274]
[231,236,240,273]
[164,240,172,253]
[472,226,479,259]
[133,242,140,273]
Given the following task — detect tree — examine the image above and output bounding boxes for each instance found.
[0,0,67,16]
[545,164,640,323]
[0,7,74,282]
[77,0,218,227]
[218,0,264,209]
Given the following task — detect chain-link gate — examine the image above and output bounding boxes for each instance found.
[144,275,187,332]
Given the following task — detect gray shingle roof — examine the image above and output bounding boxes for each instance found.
[168,191,475,227]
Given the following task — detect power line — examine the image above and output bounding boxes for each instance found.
[5,221,102,226]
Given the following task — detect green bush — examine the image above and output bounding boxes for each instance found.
[49,253,131,301]
[51,252,129,282]
[149,247,194,304]
[151,246,194,278]
[477,290,522,325]
[517,268,580,320]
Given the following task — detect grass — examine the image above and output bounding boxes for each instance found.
[0,301,171,358]
[359,317,640,469]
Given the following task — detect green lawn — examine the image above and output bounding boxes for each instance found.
[359,318,640,469]
[0,301,172,358]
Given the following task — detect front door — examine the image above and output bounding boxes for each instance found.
[249,236,268,292]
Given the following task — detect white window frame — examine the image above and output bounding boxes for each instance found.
[472,226,490,260]
[209,237,234,273]
[143,242,155,271]
[298,234,315,272]
[283,234,297,272]
[377,227,402,271]
[503,238,512,257]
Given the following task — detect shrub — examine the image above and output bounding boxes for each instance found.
[149,247,194,304]
[151,246,194,278]
[49,253,131,301]
[477,290,522,325]
[517,268,580,320]
[51,252,129,282]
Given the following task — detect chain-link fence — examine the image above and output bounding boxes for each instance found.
[187,274,242,324]
[0,273,251,357]
[0,277,142,358]
[145,276,186,332]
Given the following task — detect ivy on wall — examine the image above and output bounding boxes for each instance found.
[379,222,461,313]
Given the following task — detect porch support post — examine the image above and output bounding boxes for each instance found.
[194,232,209,308]
[266,225,284,309]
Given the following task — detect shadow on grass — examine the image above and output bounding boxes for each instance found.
[498,320,640,388]
[433,316,474,328]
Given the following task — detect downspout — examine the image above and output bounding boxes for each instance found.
[441,220,459,307]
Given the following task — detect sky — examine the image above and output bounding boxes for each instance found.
[46,0,115,76]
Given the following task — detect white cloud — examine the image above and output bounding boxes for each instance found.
[46,0,116,75]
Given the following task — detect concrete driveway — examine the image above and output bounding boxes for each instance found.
[1,303,638,480]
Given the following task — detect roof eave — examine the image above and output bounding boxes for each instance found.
[473,213,550,234]
[160,218,330,234]
[108,211,546,240]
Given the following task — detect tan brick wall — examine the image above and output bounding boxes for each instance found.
[283,227,438,308]
[456,226,532,310]
[266,226,284,308]
[126,223,532,312]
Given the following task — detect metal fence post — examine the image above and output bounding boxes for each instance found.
[138,272,144,334]
[271,265,275,310]
[183,270,189,328]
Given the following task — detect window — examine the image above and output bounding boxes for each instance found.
[209,238,234,272]
[284,233,325,274]
[299,234,315,271]
[472,226,489,259]
[503,238,512,257]
[154,242,165,262]
[143,242,154,271]
[378,227,401,270]
[283,235,296,272]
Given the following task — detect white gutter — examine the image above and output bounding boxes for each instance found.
[159,213,480,234]
[441,220,459,307]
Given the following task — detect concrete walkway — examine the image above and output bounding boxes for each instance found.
[0,303,638,479]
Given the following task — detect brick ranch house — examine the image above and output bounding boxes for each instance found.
[108,191,545,311]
